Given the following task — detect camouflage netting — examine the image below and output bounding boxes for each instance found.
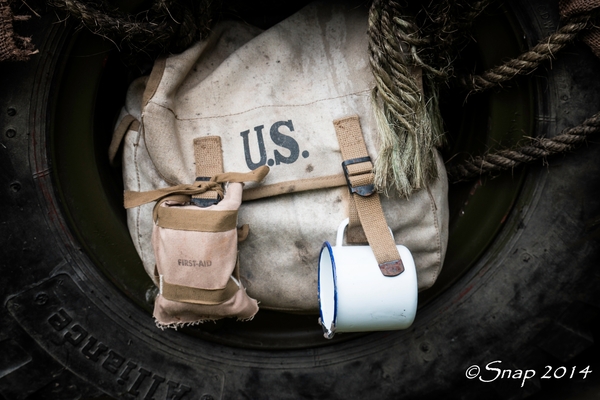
[0,0,37,62]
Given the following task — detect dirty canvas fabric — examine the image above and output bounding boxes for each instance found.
[115,1,449,313]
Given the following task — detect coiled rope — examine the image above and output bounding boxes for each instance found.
[366,0,496,195]
[47,0,217,54]
[444,0,600,182]
[459,14,591,93]
[446,112,600,182]
[368,0,442,197]
[39,0,600,185]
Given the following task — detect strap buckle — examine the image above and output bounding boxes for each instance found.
[191,177,221,207]
[342,157,375,197]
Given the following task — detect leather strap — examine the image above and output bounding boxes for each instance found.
[333,115,404,277]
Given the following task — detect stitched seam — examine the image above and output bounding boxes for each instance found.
[426,184,442,285]
[132,129,145,263]
[148,89,372,121]
[140,115,179,186]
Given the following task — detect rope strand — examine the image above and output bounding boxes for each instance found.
[459,13,591,93]
[47,0,217,55]
[446,112,600,182]
[368,0,445,197]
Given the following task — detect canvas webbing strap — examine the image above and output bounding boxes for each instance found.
[123,166,269,209]
[155,263,240,305]
[127,171,350,206]
[162,277,239,305]
[192,136,224,207]
[347,197,368,244]
[155,206,238,232]
[333,115,404,277]
[142,58,166,108]
[242,174,347,201]
[107,58,166,168]
[108,115,140,166]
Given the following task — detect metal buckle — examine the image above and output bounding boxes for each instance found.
[191,177,221,207]
[342,157,375,197]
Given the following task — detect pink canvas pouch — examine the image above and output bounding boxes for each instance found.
[124,166,269,328]
[152,182,257,328]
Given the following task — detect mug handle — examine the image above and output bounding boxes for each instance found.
[335,218,395,247]
[335,218,350,247]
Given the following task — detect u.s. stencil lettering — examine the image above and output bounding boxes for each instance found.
[240,119,310,169]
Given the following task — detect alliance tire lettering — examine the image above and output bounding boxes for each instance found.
[48,308,191,399]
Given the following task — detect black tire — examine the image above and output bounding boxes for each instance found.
[1,1,600,399]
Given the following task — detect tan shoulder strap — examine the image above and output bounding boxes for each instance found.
[108,57,166,167]
[333,115,404,277]
[242,174,347,201]
[192,136,224,207]
[108,115,140,166]
[142,58,166,108]
[124,166,269,209]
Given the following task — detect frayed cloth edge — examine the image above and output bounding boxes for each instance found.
[154,312,257,330]
[154,318,217,330]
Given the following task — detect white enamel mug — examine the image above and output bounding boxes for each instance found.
[318,218,418,339]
